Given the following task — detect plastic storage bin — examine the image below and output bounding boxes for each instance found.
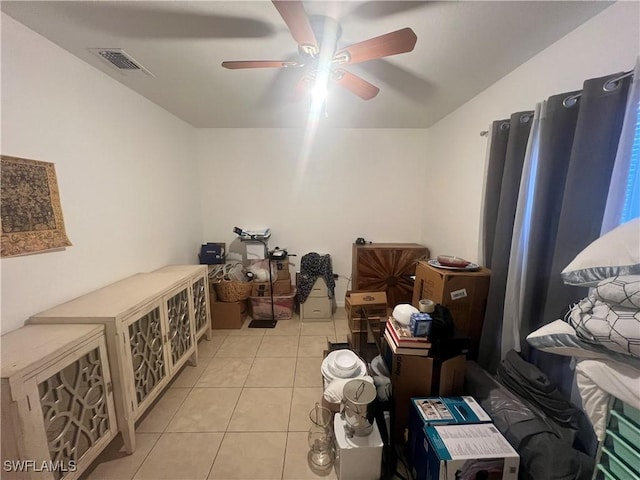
[250,288,296,320]
[607,429,640,474]
[622,402,640,426]
[611,410,640,447]
[601,446,640,480]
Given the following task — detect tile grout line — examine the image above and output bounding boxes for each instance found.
[128,432,162,480]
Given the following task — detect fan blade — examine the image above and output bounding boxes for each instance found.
[272,1,318,52]
[222,60,299,69]
[332,70,379,100]
[334,28,417,65]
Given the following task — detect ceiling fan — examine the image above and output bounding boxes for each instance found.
[221,1,417,101]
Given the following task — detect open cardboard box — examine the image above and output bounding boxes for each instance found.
[210,299,248,329]
[389,346,466,444]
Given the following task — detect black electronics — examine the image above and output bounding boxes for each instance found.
[199,243,225,264]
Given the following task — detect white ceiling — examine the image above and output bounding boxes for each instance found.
[2,1,612,128]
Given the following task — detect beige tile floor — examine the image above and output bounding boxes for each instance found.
[83,311,362,480]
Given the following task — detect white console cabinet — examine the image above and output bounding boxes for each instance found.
[153,265,212,342]
[29,265,208,454]
[1,324,117,480]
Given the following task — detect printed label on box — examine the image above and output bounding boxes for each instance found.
[450,288,468,301]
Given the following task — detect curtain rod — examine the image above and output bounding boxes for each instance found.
[563,70,634,107]
[481,69,635,134]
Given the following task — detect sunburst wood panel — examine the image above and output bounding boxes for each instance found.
[352,243,429,307]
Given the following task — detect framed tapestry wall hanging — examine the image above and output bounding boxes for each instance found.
[1,155,72,257]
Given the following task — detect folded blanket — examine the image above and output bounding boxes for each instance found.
[497,350,583,436]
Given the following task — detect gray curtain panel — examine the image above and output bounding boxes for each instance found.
[478,111,534,372]
[534,73,631,394]
[481,119,510,267]
[518,91,581,358]
[478,72,631,377]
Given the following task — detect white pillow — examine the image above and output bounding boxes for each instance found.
[561,218,640,287]
[526,319,612,360]
[526,319,640,369]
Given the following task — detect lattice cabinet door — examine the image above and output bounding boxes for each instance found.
[192,274,211,341]
[123,301,169,416]
[1,325,117,480]
[150,265,211,343]
[163,282,196,374]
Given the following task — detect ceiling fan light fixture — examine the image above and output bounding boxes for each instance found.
[222,1,416,103]
[299,44,318,57]
[332,51,351,65]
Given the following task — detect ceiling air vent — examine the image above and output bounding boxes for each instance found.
[89,48,154,77]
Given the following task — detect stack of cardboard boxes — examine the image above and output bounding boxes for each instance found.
[412,261,491,357]
[209,258,295,328]
[407,396,519,480]
[344,291,387,350]
[209,282,249,329]
[341,288,469,444]
[385,345,466,444]
[248,258,296,320]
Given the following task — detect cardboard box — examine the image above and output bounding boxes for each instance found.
[273,257,291,280]
[347,332,378,353]
[348,315,382,334]
[210,299,248,329]
[408,397,492,470]
[209,280,218,302]
[412,261,490,352]
[249,288,296,320]
[334,414,383,480]
[390,348,466,444]
[345,291,388,319]
[414,424,519,480]
[251,278,292,297]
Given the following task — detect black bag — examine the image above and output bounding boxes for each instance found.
[429,304,455,340]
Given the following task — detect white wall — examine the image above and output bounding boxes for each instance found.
[196,127,428,303]
[4,2,637,330]
[1,14,202,334]
[422,2,640,261]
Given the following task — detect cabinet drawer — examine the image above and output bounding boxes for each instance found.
[308,278,329,297]
[301,296,332,319]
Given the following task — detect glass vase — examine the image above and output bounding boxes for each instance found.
[307,403,334,470]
